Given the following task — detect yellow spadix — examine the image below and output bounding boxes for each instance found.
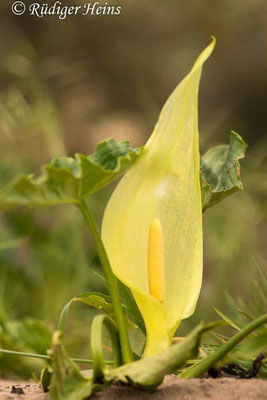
[102,39,215,358]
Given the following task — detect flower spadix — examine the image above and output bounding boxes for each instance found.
[102,39,215,358]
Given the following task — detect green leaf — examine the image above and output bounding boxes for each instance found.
[201,131,247,212]
[74,293,137,329]
[0,138,142,211]
[49,332,98,400]
[57,292,136,339]
[116,281,145,334]
[90,315,121,381]
[74,294,113,314]
[104,322,210,390]
[86,273,144,332]
[58,292,110,336]
[0,134,245,214]
[40,365,52,392]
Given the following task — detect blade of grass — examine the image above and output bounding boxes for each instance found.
[180,313,267,378]
[213,307,240,331]
[0,348,113,365]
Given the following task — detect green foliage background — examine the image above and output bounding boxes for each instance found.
[0,0,266,378]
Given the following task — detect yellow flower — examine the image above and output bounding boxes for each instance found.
[102,39,215,358]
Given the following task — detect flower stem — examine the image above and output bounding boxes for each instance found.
[0,348,113,365]
[78,199,133,364]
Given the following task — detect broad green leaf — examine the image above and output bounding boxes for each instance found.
[102,39,215,358]
[0,139,142,211]
[201,131,247,212]
[50,331,98,400]
[105,322,207,389]
[0,135,245,214]
[49,323,205,397]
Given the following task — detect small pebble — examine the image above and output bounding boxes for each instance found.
[11,386,25,395]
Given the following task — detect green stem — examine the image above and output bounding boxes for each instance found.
[78,199,133,364]
[91,315,121,381]
[180,313,267,378]
[0,348,113,365]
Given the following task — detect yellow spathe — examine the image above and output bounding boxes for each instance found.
[102,39,215,358]
[148,218,165,303]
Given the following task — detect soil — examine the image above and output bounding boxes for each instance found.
[0,375,266,400]
[0,380,49,400]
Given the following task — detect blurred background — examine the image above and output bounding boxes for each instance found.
[0,0,266,378]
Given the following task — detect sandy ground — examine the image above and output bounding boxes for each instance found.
[0,380,49,400]
[0,376,266,400]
